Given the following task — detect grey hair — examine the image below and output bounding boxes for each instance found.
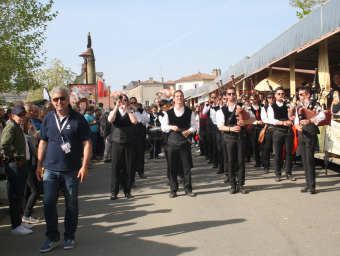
[24,103,32,107]
[44,101,52,107]
[39,106,47,112]
[49,86,69,98]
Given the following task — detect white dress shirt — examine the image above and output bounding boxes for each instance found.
[216,101,254,128]
[294,100,326,125]
[202,105,210,115]
[196,114,200,132]
[250,104,260,125]
[261,106,269,124]
[267,101,284,125]
[160,106,197,134]
[158,111,167,123]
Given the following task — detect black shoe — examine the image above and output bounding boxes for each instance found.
[309,188,316,194]
[254,163,261,167]
[125,193,133,199]
[139,174,147,179]
[110,194,118,200]
[207,161,213,164]
[216,170,223,174]
[223,176,229,183]
[263,168,269,174]
[229,187,236,194]
[104,159,111,163]
[169,192,177,198]
[204,156,209,160]
[186,192,196,197]
[287,174,296,181]
[165,182,170,186]
[119,185,123,189]
[301,187,309,193]
[131,183,136,188]
[245,158,250,163]
[155,156,159,159]
[147,157,153,160]
[275,175,281,182]
[237,185,247,194]
[212,164,218,169]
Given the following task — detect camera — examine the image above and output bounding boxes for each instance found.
[119,95,123,100]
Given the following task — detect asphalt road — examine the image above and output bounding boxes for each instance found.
[0,149,339,255]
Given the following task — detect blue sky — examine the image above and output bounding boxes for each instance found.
[41,0,299,91]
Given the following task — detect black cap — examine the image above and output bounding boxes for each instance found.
[301,82,308,86]
[267,92,275,97]
[12,105,27,116]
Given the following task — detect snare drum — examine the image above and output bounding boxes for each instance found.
[149,127,162,141]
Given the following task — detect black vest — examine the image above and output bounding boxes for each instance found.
[110,110,134,143]
[221,103,246,139]
[272,102,289,132]
[159,111,169,142]
[297,100,320,135]
[149,112,160,127]
[206,105,213,126]
[251,105,263,130]
[167,107,192,146]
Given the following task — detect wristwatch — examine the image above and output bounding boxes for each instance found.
[309,119,311,124]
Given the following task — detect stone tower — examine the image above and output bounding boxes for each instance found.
[87,32,96,85]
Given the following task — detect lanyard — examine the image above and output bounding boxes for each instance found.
[54,113,70,143]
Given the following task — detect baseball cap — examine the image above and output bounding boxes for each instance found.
[12,105,27,116]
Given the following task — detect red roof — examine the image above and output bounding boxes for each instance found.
[140,79,162,85]
[165,80,175,84]
[175,72,217,82]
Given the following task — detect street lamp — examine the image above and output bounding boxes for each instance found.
[79,52,93,84]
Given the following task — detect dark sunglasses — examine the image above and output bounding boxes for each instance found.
[123,99,128,102]
[52,96,67,102]
[298,93,305,96]
[227,93,236,96]
[267,97,274,99]
[277,93,285,96]
[211,97,216,99]
[130,102,137,104]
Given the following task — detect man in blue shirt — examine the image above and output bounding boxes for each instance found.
[84,106,99,160]
[36,86,92,252]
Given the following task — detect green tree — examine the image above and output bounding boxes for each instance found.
[0,0,57,94]
[289,0,327,19]
[27,58,77,101]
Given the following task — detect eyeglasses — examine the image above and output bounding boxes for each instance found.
[227,93,236,96]
[250,98,254,101]
[223,98,227,100]
[211,97,216,99]
[267,97,274,99]
[52,96,67,102]
[130,102,137,104]
[161,105,169,108]
[277,93,285,96]
[123,99,128,102]
[299,93,305,96]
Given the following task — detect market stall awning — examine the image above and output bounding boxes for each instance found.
[255,72,310,91]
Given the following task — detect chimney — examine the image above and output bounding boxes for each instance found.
[218,68,221,76]
[149,77,153,83]
[212,69,217,76]
[138,80,140,85]
[162,77,164,83]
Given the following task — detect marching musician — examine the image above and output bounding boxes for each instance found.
[250,94,264,167]
[331,71,340,116]
[295,86,325,194]
[129,97,148,179]
[160,90,197,198]
[148,105,161,160]
[217,86,255,194]
[197,103,208,159]
[108,94,137,199]
[213,96,224,174]
[202,93,219,169]
[267,87,296,182]
[220,93,229,183]
[261,91,275,174]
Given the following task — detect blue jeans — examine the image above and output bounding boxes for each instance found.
[6,163,29,228]
[43,169,80,242]
[91,132,97,156]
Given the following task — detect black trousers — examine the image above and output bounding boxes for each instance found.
[273,129,294,176]
[245,130,252,160]
[224,136,247,187]
[299,133,317,189]
[206,124,215,162]
[111,140,135,195]
[167,142,192,193]
[262,128,274,169]
[149,139,161,158]
[199,130,208,157]
[214,125,224,172]
[211,126,218,165]
[135,131,146,175]
[220,131,228,175]
[250,128,262,165]
[23,165,41,217]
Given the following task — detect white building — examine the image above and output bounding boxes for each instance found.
[175,70,219,92]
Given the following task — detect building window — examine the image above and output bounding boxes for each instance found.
[178,85,183,91]
[194,83,198,89]
[145,100,149,107]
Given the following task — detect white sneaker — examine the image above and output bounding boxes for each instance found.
[159,153,164,156]
[11,225,33,235]
[22,216,40,224]
[21,221,34,229]
[196,150,200,153]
